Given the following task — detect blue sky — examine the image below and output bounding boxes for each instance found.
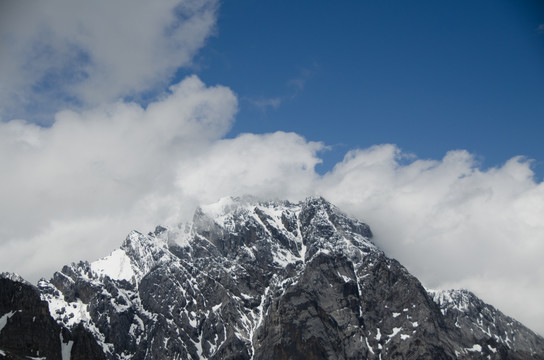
[191,0,544,177]
[1,0,544,335]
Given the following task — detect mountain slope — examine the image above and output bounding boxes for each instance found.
[1,196,543,359]
[0,273,105,360]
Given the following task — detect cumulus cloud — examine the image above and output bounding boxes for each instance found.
[0,75,237,280]
[1,83,543,334]
[176,131,323,203]
[0,0,218,122]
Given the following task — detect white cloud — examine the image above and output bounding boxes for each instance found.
[0,75,237,280]
[0,0,218,122]
[1,81,543,335]
[175,131,323,203]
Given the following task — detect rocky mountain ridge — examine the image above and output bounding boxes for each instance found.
[1,196,543,359]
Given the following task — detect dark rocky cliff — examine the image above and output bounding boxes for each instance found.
[0,274,105,360]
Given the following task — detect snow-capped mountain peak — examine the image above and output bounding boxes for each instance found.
[2,196,543,359]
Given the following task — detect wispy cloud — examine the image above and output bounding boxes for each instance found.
[244,96,282,111]
[538,24,544,34]
[288,63,319,93]
[244,64,319,112]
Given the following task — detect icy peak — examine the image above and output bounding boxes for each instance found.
[199,196,241,220]
[198,195,295,221]
[82,196,375,286]
[90,249,135,283]
[87,230,174,284]
[191,195,377,269]
[198,195,348,225]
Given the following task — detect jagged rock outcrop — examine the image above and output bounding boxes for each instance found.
[430,289,544,359]
[1,196,543,359]
[0,274,105,360]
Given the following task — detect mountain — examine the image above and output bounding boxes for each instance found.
[1,196,543,359]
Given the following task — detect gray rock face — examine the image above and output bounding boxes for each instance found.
[430,289,544,359]
[0,274,105,360]
[1,196,543,359]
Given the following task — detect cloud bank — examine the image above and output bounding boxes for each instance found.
[0,75,237,281]
[1,83,543,334]
[0,0,218,122]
